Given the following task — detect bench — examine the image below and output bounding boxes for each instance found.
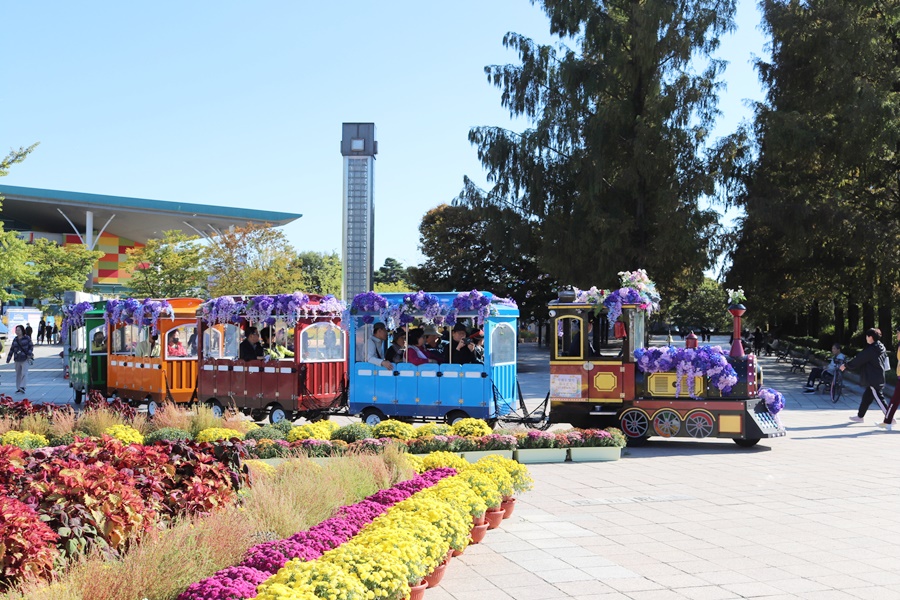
[789,347,813,373]
[773,340,793,363]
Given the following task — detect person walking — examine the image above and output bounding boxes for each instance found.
[877,326,900,430]
[37,321,46,345]
[5,325,35,394]
[841,327,890,423]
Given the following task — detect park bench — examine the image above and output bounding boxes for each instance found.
[789,347,813,373]
[773,340,793,363]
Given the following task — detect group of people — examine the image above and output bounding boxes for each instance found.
[366,322,485,370]
[237,326,295,361]
[35,320,59,345]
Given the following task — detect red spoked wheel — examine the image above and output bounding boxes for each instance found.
[684,410,715,439]
[652,409,682,438]
[619,408,650,439]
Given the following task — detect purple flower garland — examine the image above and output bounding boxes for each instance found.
[177,467,457,600]
[61,301,94,338]
[634,345,739,398]
[105,298,174,334]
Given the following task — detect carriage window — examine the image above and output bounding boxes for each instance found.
[89,325,107,355]
[165,325,194,360]
[355,321,374,363]
[490,323,516,365]
[112,325,140,355]
[301,322,344,362]
[272,320,294,353]
[71,326,87,353]
[556,316,583,360]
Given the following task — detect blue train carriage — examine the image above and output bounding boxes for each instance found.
[548,274,785,447]
[347,291,519,426]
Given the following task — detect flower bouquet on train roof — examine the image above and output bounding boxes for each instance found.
[199,293,346,327]
[61,301,94,337]
[350,289,512,328]
[603,269,661,322]
[105,298,174,334]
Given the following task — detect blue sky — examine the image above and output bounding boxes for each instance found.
[1,1,766,271]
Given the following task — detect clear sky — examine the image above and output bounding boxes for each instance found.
[1,1,766,272]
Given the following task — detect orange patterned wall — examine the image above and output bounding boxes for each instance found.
[64,232,144,286]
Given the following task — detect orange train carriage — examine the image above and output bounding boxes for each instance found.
[546,295,784,447]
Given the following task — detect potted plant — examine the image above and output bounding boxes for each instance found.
[459,433,516,462]
[564,427,626,462]
[513,430,568,464]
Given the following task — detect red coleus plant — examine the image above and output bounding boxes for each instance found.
[0,493,60,585]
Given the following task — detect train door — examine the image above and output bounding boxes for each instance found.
[487,320,517,415]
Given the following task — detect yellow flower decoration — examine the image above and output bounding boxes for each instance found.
[286,420,338,442]
[372,419,416,441]
[103,424,145,445]
[195,427,245,442]
[449,418,492,437]
[417,451,468,472]
[0,430,49,449]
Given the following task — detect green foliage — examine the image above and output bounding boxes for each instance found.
[244,426,287,441]
[668,278,731,332]
[17,238,104,303]
[0,144,39,302]
[458,1,735,295]
[124,230,208,298]
[144,427,193,444]
[204,223,305,296]
[295,250,342,297]
[331,423,374,443]
[373,258,411,291]
[272,419,295,434]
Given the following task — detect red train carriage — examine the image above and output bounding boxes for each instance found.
[196,294,347,423]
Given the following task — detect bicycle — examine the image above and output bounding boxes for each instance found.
[830,362,845,404]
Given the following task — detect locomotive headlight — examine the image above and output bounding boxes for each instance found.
[548,310,556,317]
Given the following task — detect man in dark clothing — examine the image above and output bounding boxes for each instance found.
[422,327,446,363]
[841,327,890,422]
[448,323,476,364]
[238,327,264,361]
[24,323,33,339]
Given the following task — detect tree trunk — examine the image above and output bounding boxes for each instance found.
[810,301,820,337]
[848,302,859,342]
[833,302,845,346]
[863,302,875,333]
[878,283,893,348]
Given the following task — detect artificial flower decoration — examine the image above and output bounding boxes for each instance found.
[634,345,739,398]
[727,287,747,305]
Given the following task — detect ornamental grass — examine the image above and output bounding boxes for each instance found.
[17,413,51,437]
[150,402,195,432]
[188,405,224,438]
[75,406,127,437]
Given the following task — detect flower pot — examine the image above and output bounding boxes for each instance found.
[514,448,568,464]
[408,580,428,600]
[470,522,490,543]
[460,449,514,463]
[452,547,464,557]
[472,513,486,526]
[500,496,516,519]
[424,560,448,588]
[567,447,622,462]
[485,507,505,530]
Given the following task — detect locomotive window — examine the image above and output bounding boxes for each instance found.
[89,324,107,355]
[165,325,195,360]
[112,324,139,355]
[300,322,344,362]
[72,326,87,353]
[490,323,516,365]
[556,316,583,360]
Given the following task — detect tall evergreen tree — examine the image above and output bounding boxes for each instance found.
[458,0,735,295]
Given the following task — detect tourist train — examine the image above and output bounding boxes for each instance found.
[63,276,785,446]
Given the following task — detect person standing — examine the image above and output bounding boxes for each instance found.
[6,325,35,394]
[37,321,46,345]
[24,322,33,340]
[841,328,890,422]
[877,326,900,430]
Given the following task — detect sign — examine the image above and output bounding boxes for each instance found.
[550,373,582,398]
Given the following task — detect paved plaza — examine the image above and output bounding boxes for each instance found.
[3,337,899,599]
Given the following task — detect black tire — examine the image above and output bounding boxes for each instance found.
[207,399,225,418]
[361,407,386,427]
[74,388,84,405]
[830,375,844,404]
[267,404,287,425]
[444,410,469,425]
[733,438,760,448]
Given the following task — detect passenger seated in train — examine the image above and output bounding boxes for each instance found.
[239,327,264,361]
[385,329,406,363]
[567,320,599,357]
[91,330,107,353]
[136,334,160,357]
[468,329,484,364]
[167,331,189,357]
[422,327,446,363]
[260,326,294,359]
[406,328,438,366]
[364,322,394,370]
[449,323,477,364]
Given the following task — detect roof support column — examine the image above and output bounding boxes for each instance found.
[85,210,93,251]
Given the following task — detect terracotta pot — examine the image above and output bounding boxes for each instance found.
[472,513,486,526]
[500,497,516,519]
[424,560,448,588]
[485,507,505,530]
[408,580,428,600]
[470,522,489,544]
[446,549,454,563]
[452,547,464,557]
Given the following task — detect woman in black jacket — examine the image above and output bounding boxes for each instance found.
[841,328,890,422]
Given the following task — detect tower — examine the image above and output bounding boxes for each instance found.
[340,123,377,300]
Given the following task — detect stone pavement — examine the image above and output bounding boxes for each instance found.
[5,338,900,599]
[0,340,74,403]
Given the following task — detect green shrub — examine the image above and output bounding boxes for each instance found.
[244,426,287,441]
[145,427,193,444]
[48,432,79,447]
[273,419,294,434]
[331,423,373,443]
[371,419,416,441]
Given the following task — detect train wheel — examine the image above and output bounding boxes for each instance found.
[619,408,650,440]
[445,410,469,425]
[733,438,760,448]
[139,398,159,418]
[684,410,714,439]
[267,404,287,425]
[652,409,682,438]
[207,400,225,419]
[361,408,386,427]
[74,389,83,405]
